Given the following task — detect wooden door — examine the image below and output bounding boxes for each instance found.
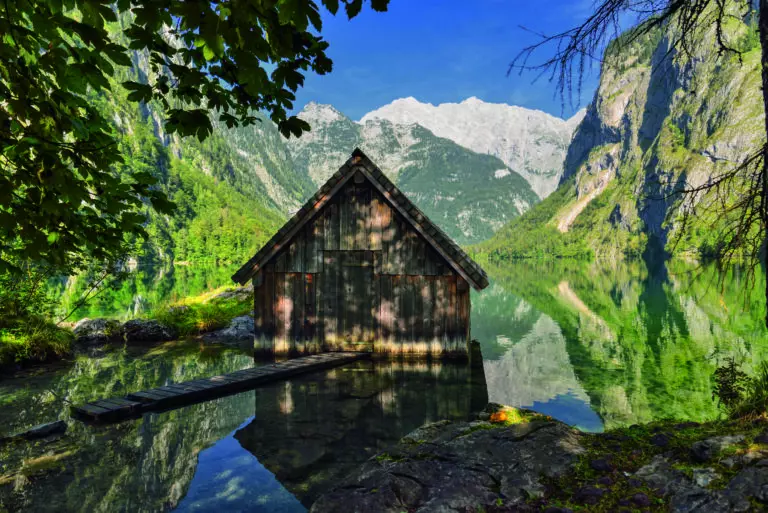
[341,251,375,351]
[322,251,374,351]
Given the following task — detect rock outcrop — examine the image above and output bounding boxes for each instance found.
[72,318,122,349]
[73,318,176,348]
[122,319,177,343]
[201,315,254,346]
[481,6,765,260]
[313,404,768,512]
[311,409,585,512]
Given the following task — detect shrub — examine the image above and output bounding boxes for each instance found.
[0,317,73,367]
[713,358,768,420]
[0,267,73,367]
[730,362,768,420]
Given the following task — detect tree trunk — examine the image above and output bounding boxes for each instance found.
[760,0,768,327]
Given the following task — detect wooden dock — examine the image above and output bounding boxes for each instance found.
[71,352,369,423]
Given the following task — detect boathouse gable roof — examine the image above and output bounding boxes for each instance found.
[232,148,489,290]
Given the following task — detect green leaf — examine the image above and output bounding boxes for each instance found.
[371,0,389,12]
[122,81,153,103]
[322,0,339,14]
[345,0,362,18]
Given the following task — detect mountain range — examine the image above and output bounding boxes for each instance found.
[107,49,581,264]
[286,102,548,243]
[362,97,584,198]
[109,6,757,267]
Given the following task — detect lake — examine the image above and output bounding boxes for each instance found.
[2,259,766,511]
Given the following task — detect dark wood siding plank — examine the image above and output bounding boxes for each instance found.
[287,272,304,353]
[322,252,339,350]
[274,273,289,353]
[325,202,340,251]
[340,185,355,251]
[457,283,470,354]
[305,273,317,352]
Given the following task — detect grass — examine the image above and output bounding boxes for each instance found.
[0,284,252,368]
[0,317,73,368]
[149,285,252,337]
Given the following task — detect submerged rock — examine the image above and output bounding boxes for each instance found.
[201,315,254,346]
[18,420,67,440]
[1,420,67,445]
[72,318,122,349]
[122,319,177,343]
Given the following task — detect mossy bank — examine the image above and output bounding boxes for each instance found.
[0,284,253,369]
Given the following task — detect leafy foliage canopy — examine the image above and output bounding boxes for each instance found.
[0,0,387,274]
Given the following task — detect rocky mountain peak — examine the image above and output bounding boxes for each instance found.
[298,102,347,125]
[360,96,581,198]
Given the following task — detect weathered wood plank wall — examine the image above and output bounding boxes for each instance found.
[253,176,471,356]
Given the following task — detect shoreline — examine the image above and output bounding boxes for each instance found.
[312,404,768,512]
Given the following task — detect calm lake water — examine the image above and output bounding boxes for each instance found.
[2,259,767,511]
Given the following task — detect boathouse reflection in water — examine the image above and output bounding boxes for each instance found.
[234,355,488,506]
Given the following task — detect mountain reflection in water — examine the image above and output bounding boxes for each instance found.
[3,259,767,511]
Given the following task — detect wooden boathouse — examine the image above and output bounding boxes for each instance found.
[232,149,489,357]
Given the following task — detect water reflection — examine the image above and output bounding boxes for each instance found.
[4,258,768,510]
[0,351,486,512]
[234,359,487,506]
[474,260,768,431]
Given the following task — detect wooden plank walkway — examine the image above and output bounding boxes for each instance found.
[71,352,369,423]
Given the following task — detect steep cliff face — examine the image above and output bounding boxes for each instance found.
[479,11,764,260]
[286,103,539,244]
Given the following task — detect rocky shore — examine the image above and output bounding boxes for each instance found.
[70,285,255,353]
[312,404,768,512]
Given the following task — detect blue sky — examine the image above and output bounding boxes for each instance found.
[294,0,603,120]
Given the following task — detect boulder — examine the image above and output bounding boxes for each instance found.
[311,418,584,512]
[201,315,254,346]
[209,283,253,302]
[691,435,745,463]
[72,318,122,349]
[122,319,177,343]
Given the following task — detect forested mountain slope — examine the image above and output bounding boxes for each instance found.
[287,103,539,244]
[92,21,316,266]
[103,17,582,260]
[477,10,763,261]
